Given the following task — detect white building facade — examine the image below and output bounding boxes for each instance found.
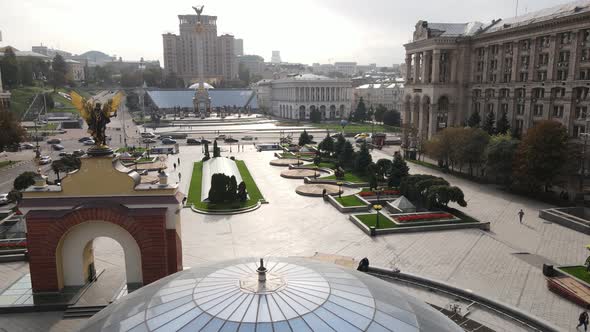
[269,74,353,120]
[354,83,405,112]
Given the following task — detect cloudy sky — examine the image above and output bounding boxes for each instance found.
[0,0,573,67]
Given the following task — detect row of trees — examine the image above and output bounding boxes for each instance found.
[351,98,401,126]
[0,48,68,90]
[208,174,247,203]
[400,174,467,209]
[424,120,571,192]
[467,109,511,136]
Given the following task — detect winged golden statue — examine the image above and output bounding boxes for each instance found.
[70,91,123,148]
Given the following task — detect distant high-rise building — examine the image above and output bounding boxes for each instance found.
[334,62,357,76]
[238,55,265,77]
[271,51,281,64]
[162,7,238,84]
[234,39,244,56]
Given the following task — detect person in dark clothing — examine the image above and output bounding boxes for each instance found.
[518,209,524,224]
[579,310,589,331]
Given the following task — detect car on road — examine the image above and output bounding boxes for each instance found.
[72,149,85,157]
[143,138,157,144]
[162,138,177,145]
[78,137,93,143]
[39,156,52,165]
[241,136,254,141]
[355,138,367,143]
[58,151,71,157]
[186,138,202,145]
[216,134,226,140]
[21,143,35,149]
[201,139,211,144]
[52,144,65,151]
[0,193,11,205]
[158,135,172,141]
[83,140,96,146]
[141,132,156,138]
[354,133,370,140]
[224,137,238,143]
[47,138,61,144]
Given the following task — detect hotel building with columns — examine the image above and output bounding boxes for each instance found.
[404,1,590,139]
[265,74,353,120]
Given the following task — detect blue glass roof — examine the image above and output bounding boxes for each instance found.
[146,89,258,110]
[81,257,462,332]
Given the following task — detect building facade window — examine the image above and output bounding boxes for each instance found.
[553,105,564,118]
[533,104,544,117]
[557,70,568,81]
[516,104,525,115]
[575,106,588,119]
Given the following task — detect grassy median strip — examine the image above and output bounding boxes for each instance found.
[560,266,590,284]
[335,195,366,207]
[187,160,264,211]
[323,172,368,183]
[356,214,398,229]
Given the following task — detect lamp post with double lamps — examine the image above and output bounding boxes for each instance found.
[337,181,343,198]
[374,204,383,229]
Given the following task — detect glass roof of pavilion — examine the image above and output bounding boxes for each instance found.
[201,157,244,202]
[146,89,258,110]
[81,257,462,332]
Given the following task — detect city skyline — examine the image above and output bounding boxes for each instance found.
[0,0,575,67]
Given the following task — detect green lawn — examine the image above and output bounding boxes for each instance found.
[8,86,47,116]
[560,266,590,284]
[0,160,15,169]
[309,122,401,134]
[187,160,264,211]
[356,214,398,229]
[324,172,368,183]
[116,147,147,153]
[136,157,154,163]
[335,195,366,207]
[316,162,337,169]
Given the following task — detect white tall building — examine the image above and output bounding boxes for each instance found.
[233,38,244,56]
[334,62,357,76]
[271,51,282,64]
[263,73,353,120]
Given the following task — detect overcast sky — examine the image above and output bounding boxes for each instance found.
[0,0,573,67]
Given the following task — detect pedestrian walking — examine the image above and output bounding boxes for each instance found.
[518,209,524,224]
[578,310,589,331]
[177,157,180,165]
[178,173,182,181]
[173,163,177,170]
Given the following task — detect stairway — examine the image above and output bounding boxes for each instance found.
[63,305,107,319]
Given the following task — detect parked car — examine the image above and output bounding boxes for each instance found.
[201,139,211,144]
[83,140,96,146]
[52,144,65,151]
[78,137,93,142]
[355,138,366,143]
[224,137,238,143]
[216,134,226,140]
[58,151,71,157]
[186,138,202,145]
[354,133,370,139]
[21,143,35,149]
[0,193,11,205]
[158,135,172,141]
[143,138,157,144]
[162,138,177,145]
[39,156,52,165]
[47,138,61,144]
[141,132,156,138]
[72,149,85,157]
[241,136,254,141]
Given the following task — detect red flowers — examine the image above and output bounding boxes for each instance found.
[358,190,400,197]
[0,241,27,248]
[396,213,454,222]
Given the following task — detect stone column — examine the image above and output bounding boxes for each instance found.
[482,46,490,82]
[432,50,441,83]
[421,52,431,83]
[403,100,411,126]
[428,104,438,139]
[413,53,421,84]
[547,34,558,81]
[528,37,537,80]
[568,30,580,80]
[405,54,412,82]
[412,99,420,129]
[511,43,520,82]
[418,101,426,138]
[450,51,458,83]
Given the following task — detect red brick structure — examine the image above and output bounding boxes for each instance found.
[20,156,184,293]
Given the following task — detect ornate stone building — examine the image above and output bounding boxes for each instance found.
[354,83,404,112]
[404,1,590,139]
[268,74,353,120]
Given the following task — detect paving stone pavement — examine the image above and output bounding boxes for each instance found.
[0,145,587,331]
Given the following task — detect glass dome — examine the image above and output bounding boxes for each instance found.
[81,257,462,332]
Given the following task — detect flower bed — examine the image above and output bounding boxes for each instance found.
[358,190,400,197]
[395,213,454,222]
[0,241,27,249]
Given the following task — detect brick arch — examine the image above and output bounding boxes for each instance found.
[26,202,170,292]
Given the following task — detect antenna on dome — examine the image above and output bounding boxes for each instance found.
[257,258,267,283]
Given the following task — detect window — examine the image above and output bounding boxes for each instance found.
[537,71,547,81]
[516,89,526,98]
[580,69,590,80]
[520,55,529,68]
[516,104,525,115]
[476,47,485,58]
[503,73,512,83]
[533,88,545,99]
[538,53,549,65]
[521,39,531,50]
[473,102,481,113]
[489,73,497,83]
[500,89,510,98]
[477,61,484,72]
[505,58,513,69]
[501,103,509,113]
[490,59,498,70]
[557,70,568,81]
[504,43,513,54]
[573,125,587,138]
[473,89,481,98]
[560,32,572,45]
[553,105,564,118]
[520,72,528,82]
[584,29,590,42]
[582,49,590,62]
[490,45,499,55]
[552,87,566,99]
[538,36,550,48]
[575,106,588,119]
[558,51,570,64]
[533,104,543,117]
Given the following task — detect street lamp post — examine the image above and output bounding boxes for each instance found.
[337,181,343,198]
[296,153,300,166]
[374,204,383,229]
